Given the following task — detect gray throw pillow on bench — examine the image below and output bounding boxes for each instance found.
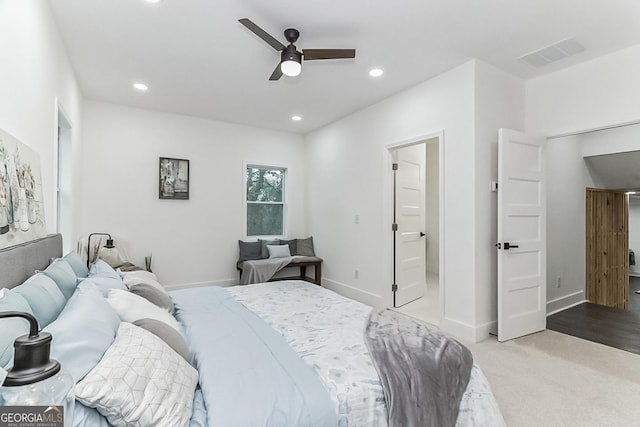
[296,237,315,257]
[238,240,262,261]
[279,239,297,256]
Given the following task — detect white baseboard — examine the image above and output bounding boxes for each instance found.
[322,278,386,308]
[439,317,494,343]
[164,278,237,291]
[630,272,640,278]
[546,291,586,316]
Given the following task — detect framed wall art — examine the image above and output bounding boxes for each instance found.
[0,128,47,249]
[159,157,189,200]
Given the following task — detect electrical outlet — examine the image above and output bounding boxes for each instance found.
[556,276,561,288]
[354,269,359,279]
[355,214,360,224]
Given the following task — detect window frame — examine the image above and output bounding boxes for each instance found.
[243,162,288,239]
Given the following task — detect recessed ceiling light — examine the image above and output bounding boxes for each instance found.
[291,115,302,121]
[133,83,148,91]
[146,0,161,3]
[369,68,384,77]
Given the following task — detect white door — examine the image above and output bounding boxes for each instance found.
[393,144,426,307]
[498,128,546,342]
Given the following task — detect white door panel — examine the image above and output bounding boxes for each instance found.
[497,128,546,342]
[394,144,426,307]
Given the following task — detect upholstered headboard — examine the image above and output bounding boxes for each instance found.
[0,234,63,289]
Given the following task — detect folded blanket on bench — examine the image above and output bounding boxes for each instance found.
[240,257,294,284]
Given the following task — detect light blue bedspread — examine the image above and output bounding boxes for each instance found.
[171,286,337,427]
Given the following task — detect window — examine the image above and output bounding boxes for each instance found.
[246,165,286,237]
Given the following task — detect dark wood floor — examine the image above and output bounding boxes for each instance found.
[547,276,640,355]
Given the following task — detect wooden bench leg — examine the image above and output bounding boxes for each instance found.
[315,263,321,285]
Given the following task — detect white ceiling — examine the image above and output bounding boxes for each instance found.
[585,151,640,191]
[47,0,640,134]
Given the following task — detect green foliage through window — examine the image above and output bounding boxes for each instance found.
[246,166,285,236]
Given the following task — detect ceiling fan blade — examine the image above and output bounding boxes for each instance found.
[269,63,283,81]
[303,49,356,60]
[239,18,285,51]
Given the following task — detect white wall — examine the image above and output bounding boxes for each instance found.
[0,1,83,251]
[473,61,525,333]
[545,135,600,313]
[629,197,640,277]
[425,141,439,274]
[305,62,475,339]
[305,60,524,341]
[81,101,305,287]
[526,45,640,137]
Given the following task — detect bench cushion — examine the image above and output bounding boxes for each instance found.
[287,256,323,264]
[236,256,323,270]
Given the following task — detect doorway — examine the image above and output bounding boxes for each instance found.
[545,123,640,354]
[388,135,442,326]
[55,99,73,253]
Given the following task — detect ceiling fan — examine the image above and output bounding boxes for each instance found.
[239,18,356,81]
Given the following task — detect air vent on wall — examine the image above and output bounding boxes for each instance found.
[519,38,585,67]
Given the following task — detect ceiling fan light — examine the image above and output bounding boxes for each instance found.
[280,47,302,77]
[281,59,301,77]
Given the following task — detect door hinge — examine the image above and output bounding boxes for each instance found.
[392,163,398,171]
[392,283,398,292]
[392,223,398,231]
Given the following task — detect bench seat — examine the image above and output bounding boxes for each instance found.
[237,256,322,285]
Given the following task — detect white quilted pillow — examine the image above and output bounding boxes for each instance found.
[75,322,198,427]
[107,289,180,331]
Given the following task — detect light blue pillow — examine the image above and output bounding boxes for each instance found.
[42,258,78,300]
[63,251,90,278]
[87,259,127,296]
[89,259,121,280]
[44,282,120,383]
[0,289,35,368]
[13,274,67,328]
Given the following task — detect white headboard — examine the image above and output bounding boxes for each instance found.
[0,234,63,289]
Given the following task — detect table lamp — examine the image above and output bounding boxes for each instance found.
[0,311,74,426]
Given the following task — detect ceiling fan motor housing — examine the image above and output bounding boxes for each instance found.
[284,28,300,43]
[281,45,302,64]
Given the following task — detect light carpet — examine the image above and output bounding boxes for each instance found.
[462,330,640,427]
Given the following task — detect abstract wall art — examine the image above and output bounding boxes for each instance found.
[0,128,47,249]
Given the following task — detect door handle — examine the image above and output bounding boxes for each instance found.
[503,242,519,250]
[420,232,426,237]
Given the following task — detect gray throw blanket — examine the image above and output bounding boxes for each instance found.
[364,309,473,427]
[240,257,293,284]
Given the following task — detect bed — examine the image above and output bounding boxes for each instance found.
[0,234,505,427]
